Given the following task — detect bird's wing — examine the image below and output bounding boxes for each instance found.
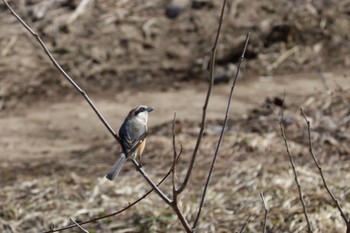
[119,125,133,153]
[119,121,147,155]
[119,127,146,154]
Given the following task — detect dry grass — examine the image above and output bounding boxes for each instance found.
[1,89,349,232]
[1,1,350,232]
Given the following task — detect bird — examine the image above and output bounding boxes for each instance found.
[106,105,153,181]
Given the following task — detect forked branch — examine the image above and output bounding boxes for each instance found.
[43,151,182,233]
[132,156,192,232]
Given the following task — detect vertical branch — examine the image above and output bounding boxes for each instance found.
[192,33,251,230]
[300,108,350,229]
[2,0,120,144]
[177,0,228,194]
[172,112,178,201]
[260,193,268,233]
[279,106,313,233]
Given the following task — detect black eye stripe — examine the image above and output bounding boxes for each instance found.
[135,107,146,115]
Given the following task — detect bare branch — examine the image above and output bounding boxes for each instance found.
[192,33,250,230]
[300,108,350,229]
[69,218,89,233]
[132,160,171,204]
[238,213,252,233]
[2,0,121,144]
[177,0,228,194]
[131,121,191,232]
[260,193,268,233]
[172,112,178,201]
[132,159,192,233]
[279,104,313,233]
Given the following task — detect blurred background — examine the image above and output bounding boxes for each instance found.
[0,0,349,232]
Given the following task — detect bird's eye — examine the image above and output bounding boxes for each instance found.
[135,107,146,115]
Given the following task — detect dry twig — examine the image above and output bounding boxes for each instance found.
[132,156,192,232]
[192,32,250,230]
[260,193,268,233]
[172,112,179,201]
[279,103,313,233]
[69,218,89,233]
[300,108,350,232]
[238,213,252,233]
[177,0,228,195]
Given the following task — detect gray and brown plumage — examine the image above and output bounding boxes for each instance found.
[106,105,153,181]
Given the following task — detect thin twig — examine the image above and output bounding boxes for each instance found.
[260,193,268,233]
[177,0,228,194]
[172,112,178,201]
[279,105,313,233]
[300,108,350,230]
[238,213,252,233]
[192,33,250,231]
[69,218,89,233]
[2,0,121,144]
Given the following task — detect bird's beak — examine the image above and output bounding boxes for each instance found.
[147,107,154,112]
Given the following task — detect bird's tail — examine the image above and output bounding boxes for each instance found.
[106,153,127,181]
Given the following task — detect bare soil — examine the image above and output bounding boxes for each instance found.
[0,1,350,232]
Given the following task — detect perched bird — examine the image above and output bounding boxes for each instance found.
[106,105,153,181]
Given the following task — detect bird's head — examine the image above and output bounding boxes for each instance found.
[130,105,154,123]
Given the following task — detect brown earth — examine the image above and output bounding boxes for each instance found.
[0,0,350,232]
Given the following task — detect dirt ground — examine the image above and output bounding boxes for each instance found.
[1,0,350,232]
